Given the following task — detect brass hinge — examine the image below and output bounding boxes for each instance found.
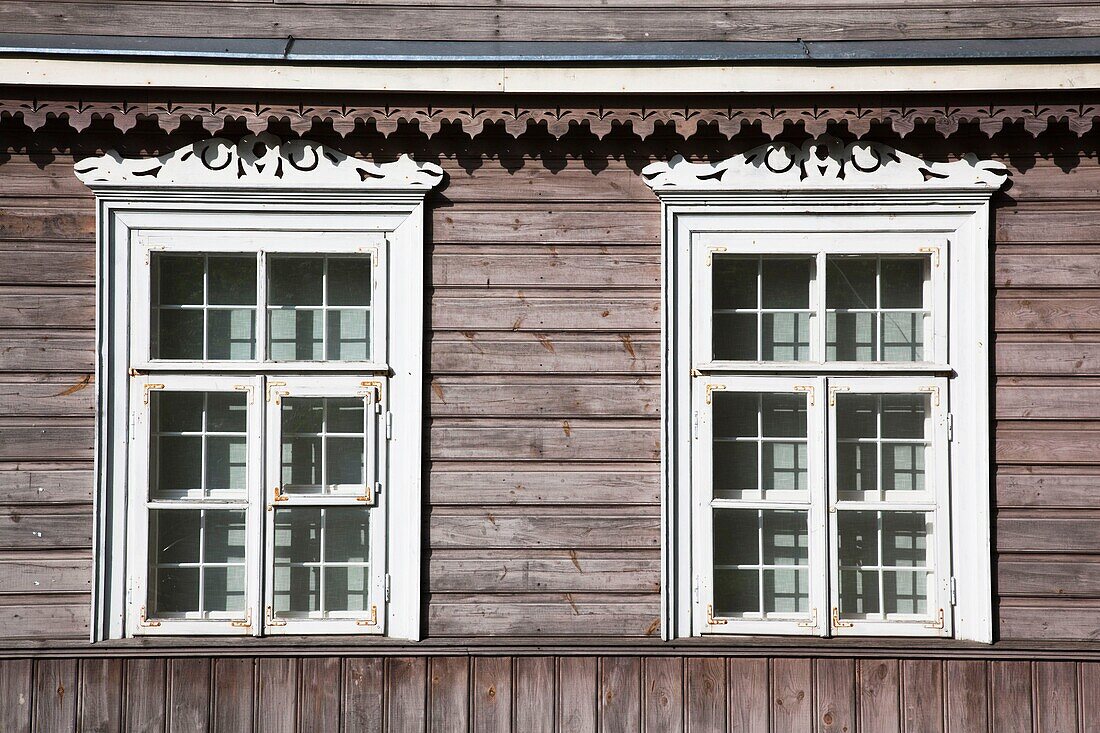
[828,386,851,406]
[143,383,165,405]
[919,385,941,407]
[705,246,728,266]
[233,384,255,404]
[796,608,819,629]
[355,605,379,627]
[272,486,289,502]
[230,608,252,629]
[265,606,287,627]
[266,380,288,404]
[357,380,382,400]
[705,383,727,405]
[924,608,946,630]
[138,605,161,628]
[831,607,854,629]
[793,385,815,406]
[356,482,380,503]
[706,603,728,626]
[918,245,941,267]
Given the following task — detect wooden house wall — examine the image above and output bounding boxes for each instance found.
[1,0,1098,42]
[3,654,1100,732]
[0,114,1099,649]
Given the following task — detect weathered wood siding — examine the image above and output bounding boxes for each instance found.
[0,107,1099,647]
[2,0,1099,41]
[2,655,1099,732]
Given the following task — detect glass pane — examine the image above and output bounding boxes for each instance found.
[837,511,878,566]
[882,513,929,567]
[761,394,806,438]
[761,258,810,308]
[713,392,758,438]
[884,571,929,615]
[881,395,926,439]
[762,312,810,361]
[881,312,923,361]
[827,311,877,361]
[274,509,322,613]
[269,308,324,361]
[269,256,323,305]
[274,566,320,614]
[325,567,369,612]
[839,569,880,615]
[762,442,806,492]
[283,397,324,434]
[712,256,757,310]
[207,309,256,360]
[327,309,370,360]
[205,437,247,493]
[327,257,372,306]
[155,255,204,305]
[882,443,925,492]
[154,391,203,432]
[156,436,202,494]
[327,398,365,433]
[713,509,758,566]
[764,569,809,613]
[827,258,876,309]
[714,442,758,494]
[713,312,757,361]
[837,442,877,493]
[282,436,322,487]
[836,394,877,439]
[153,567,199,614]
[207,256,256,305]
[326,509,369,564]
[762,511,808,566]
[327,437,364,486]
[206,392,248,433]
[204,511,247,564]
[714,569,759,615]
[151,510,200,564]
[204,567,246,613]
[880,258,924,308]
[155,309,204,359]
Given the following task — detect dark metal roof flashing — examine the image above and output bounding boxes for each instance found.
[0,33,1098,64]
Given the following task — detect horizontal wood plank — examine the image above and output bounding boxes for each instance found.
[0,293,94,330]
[0,510,92,550]
[429,377,658,418]
[996,207,1100,244]
[430,419,659,461]
[997,516,1100,552]
[429,550,659,592]
[999,557,1100,598]
[0,557,92,595]
[996,423,1100,464]
[996,293,1100,332]
[430,509,659,549]
[0,469,93,504]
[432,292,659,332]
[0,599,89,639]
[431,332,659,374]
[428,595,660,637]
[432,249,659,288]
[0,250,95,286]
[431,207,658,244]
[427,465,660,505]
[996,250,1100,289]
[0,375,95,417]
[0,424,94,460]
[999,601,1100,640]
[0,334,95,372]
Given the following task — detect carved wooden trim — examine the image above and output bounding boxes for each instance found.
[3,96,1096,139]
[642,135,1009,191]
[73,132,444,189]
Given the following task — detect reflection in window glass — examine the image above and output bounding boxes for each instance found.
[713,392,808,499]
[148,509,247,616]
[837,511,930,617]
[280,397,365,494]
[272,507,370,615]
[826,256,928,362]
[835,393,929,498]
[268,255,372,361]
[151,391,248,498]
[712,256,812,362]
[713,509,809,616]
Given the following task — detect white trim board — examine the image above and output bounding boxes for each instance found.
[4,57,1099,93]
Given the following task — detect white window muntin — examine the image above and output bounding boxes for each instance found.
[263,376,387,635]
[692,376,828,635]
[827,375,952,637]
[130,230,389,371]
[126,374,264,636]
[691,233,948,370]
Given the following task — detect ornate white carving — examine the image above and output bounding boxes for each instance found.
[74,133,444,189]
[642,135,1008,191]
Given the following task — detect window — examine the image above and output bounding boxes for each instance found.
[645,136,1006,641]
[77,134,442,640]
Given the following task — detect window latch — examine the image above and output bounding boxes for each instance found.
[950,577,957,606]
[385,411,393,440]
[946,413,954,441]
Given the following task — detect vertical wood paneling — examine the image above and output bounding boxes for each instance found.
[0,659,32,733]
[642,657,682,733]
[945,660,988,733]
[1034,662,1077,733]
[256,658,297,733]
[814,658,854,733]
[429,656,469,733]
[514,657,556,733]
[599,657,641,733]
[343,658,384,732]
[901,660,944,733]
[473,657,512,733]
[167,658,210,733]
[79,658,123,733]
[728,657,769,733]
[387,657,428,733]
[33,658,78,733]
[124,658,166,733]
[858,659,900,733]
[990,661,1032,733]
[684,657,724,733]
[299,657,340,733]
[772,658,812,733]
[212,658,253,733]
[1078,662,1100,733]
[558,656,597,733]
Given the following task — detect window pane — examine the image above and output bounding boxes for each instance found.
[762,312,810,361]
[269,308,324,361]
[839,569,880,615]
[881,513,929,567]
[282,397,324,433]
[712,256,757,310]
[327,309,370,360]
[713,509,758,566]
[827,311,877,361]
[269,257,323,305]
[205,437,247,493]
[154,309,204,360]
[327,257,372,306]
[713,312,758,361]
[204,511,247,564]
[273,508,369,616]
[151,509,200,564]
[155,255,204,305]
[881,312,924,361]
[327,437,364,485]
[282,437,322,488]
[883,443,925,492]
[837,511,877,566]
[880,258,924,308]
[762,442,807,492]
[884,571,929,615]
[761,258,810,308]
[207,256,256,305]
[326,509,369,564]
[281,397,367,493]
[153,568,200,614]
[761,394,806,438]
[325,567,369,612]
[713,392,758,438]
[827,258,876,309]
[714,570,759,615]
[837,443,877,493]
[148,509,246,617]
[154,391,204,432]
[205,567,246,613]
[714,442,758,493]
[327,398,364,433]
[206,392,248,433]
[881,395,926,439]
[207,309,256,360]
[762,511,808,566]
[156,436,203,493]
[764,569,809,613]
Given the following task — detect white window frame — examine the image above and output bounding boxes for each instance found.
[644,136,1007,643]
[77,134,443,641]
